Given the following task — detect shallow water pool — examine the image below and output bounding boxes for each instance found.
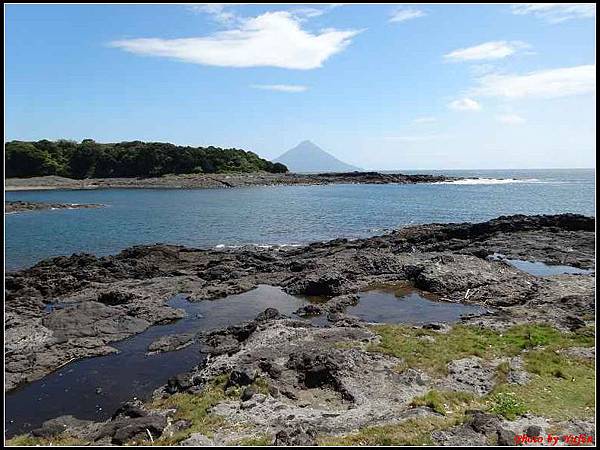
[5,283,489,437]
[488,253,594,276]
[349,286,487,324]
[505,259,594,277]
[5,285,308,436]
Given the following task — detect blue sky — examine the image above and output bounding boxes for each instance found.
[5,3,596,169]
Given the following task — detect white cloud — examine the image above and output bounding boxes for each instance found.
[511,4,596,24]
[496,114,526,124]
[444,41,529,62]
[188,4,240,24]
[390,8,426,23]
[413,116,437,124]
[290,4,344,21]
[251,84,308,93]
[473,65,596,99]
[111,11,361,70]
[291,7,328,19]
[188,4,343,24]
[448,98,482,111]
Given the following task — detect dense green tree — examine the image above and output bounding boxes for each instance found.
[4,139,288,179]
[5,141,61,177]
[271,162,288,173]
[69,139,100,178]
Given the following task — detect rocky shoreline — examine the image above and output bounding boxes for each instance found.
[5,171,462,191]
[5,201,104,214]
[5,214,596,446]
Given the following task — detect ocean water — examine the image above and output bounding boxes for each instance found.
[5,169,595,270]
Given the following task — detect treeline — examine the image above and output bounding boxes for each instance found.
[5,139,288,179]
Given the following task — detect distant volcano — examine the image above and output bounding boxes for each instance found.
[274,140,361,173]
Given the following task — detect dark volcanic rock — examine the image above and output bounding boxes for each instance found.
[97,290,137,306]
[294,304,323,317]
[563,315,586,331]
[97,415,167,445]
[435,410,511,446]
[5,214,595,392]
[5,201,103,214]
[227,367,257,388]
[166,373,193,394]
[326,312,362,327]
[525,425,542,437]
[286,272,349,296]
[295,294,358,317]
[198,334,241,356]
[327,294,359,313]
[287,350,345,389]
[254,307,286,322]
[274,426,316,446]
[42,301,150,340]
[260,361,284,379]
[241,385,257,401]
[5,171,464,192]
[467,410,502,434]
[198,319,258,357]
[32,416,94,439]
[111,401,147,420]
[147,333,194,354]
[497,428,517,446]
[198,309,284,357]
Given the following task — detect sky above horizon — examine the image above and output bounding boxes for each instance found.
[5,3,597,169]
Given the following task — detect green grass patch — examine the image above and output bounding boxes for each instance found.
[148,374,233,445]
[333,340,363,350]
[145,374,276,445]
[368,323,594,376]
[410,390,478,415]
[495,361,511,384]
[488,392,528,420]
[6,434,85,446]
[369,323,595,422]
[252,376,271,396]
[490,349,595,421]
[230,434,273,446]
[318,416,464,446]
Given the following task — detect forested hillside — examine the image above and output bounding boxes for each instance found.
[5,139,288,178]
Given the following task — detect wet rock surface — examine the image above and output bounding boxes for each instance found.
[147,333,195,354]
[31,415,99,440]
[5,200,104,213]
[96,414,167,445]
[4,213,596,445]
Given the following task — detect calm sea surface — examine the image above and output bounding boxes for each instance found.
[5,169,595,270]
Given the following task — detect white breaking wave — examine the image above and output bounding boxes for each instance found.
[215,243,302,250]
[215,244,234,249]
[437,177,541,185]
